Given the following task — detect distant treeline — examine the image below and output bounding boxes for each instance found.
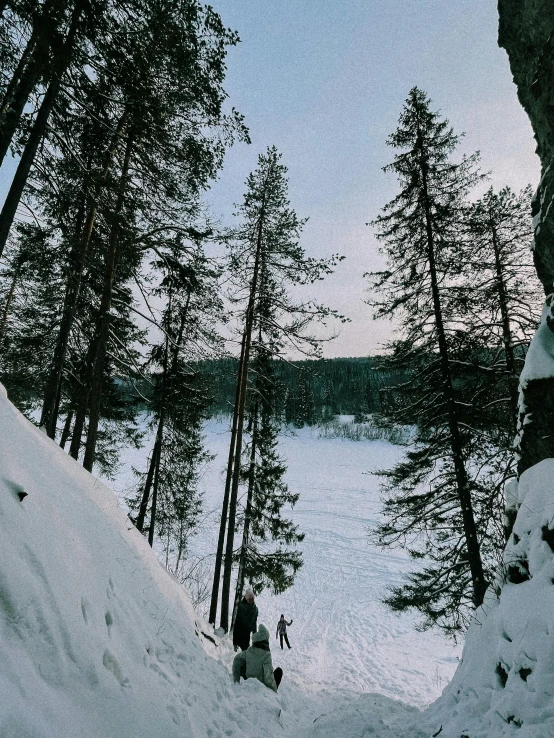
[199,357,407,426]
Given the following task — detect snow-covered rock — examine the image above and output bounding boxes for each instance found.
[423,459,554,737]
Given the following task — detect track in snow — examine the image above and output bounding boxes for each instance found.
[112,420,461,712]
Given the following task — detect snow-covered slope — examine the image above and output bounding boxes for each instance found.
[423,459,554,737]
[0,384,284,738]
[0,385,434,737]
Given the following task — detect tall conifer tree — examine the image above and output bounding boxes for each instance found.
[369,88,489,632]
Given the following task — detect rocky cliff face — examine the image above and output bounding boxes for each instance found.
[498,0,554,293]
[498,0,554,475]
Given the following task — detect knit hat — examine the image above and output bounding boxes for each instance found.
[251,624,270,644]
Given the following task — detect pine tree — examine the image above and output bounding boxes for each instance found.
[210,146,342,630]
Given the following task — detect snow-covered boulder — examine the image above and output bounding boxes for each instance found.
[423,459,554,737]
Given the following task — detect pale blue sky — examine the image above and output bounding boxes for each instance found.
[205,0,540,356]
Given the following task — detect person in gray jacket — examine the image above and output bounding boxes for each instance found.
[232,624,283,692]
[276,614,293,649]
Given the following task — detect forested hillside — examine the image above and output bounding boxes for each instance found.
[201,356,406,425]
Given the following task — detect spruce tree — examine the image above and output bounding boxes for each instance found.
[231,349,304,626]
[369,88,489,633]
[129,241,223,558]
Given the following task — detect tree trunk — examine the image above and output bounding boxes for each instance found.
[82,130,134,472]
[0,260,20,346]
[0,0,65,164]
[148,434,163,548]
[40,109,129,437]
[68,334,97,459]
[219,199,267,632]
[208,331,246,625]
[420,142,488,607]
[59,408,73,449]
[0,0,83,259]
[231,403,258,630]
[490,218,519,432]
[135,440,160,532]
[0,31,38,163]
[146,331,170,545]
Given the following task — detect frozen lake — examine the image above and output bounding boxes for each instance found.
[111,419,461,708]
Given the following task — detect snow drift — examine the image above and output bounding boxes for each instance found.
[0,384,428,738]
[0,382,285,738]
[424,459,554,737]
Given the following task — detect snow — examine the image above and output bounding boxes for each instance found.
[212,422,459,703]
[519,296,554,384]
[423,459,554,737]
[0,385,463,737]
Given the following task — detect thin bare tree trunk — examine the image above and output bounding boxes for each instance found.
[208,332,246,625]
[231,403,258,630]
[40,109,129,437]
[59,409,73,449]
[219,194,267,632]
[0,260,19,346]
[0,0,65,164]
[145,328,170,543]
[135,441,160,531]
[68,335,97,459]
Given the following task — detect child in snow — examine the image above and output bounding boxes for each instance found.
[232,624,283,692]
[232,587,258,652]
[276,614,293,650]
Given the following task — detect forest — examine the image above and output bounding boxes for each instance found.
[4,0,554,736]
[0,0,546,641]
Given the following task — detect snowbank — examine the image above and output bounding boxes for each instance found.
[0,384,287,738]
[0,385,426,738]
[423,458,554,737]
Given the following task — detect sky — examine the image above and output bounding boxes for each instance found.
[204,0,541,357]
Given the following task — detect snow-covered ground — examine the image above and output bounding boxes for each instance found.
[0,387,464,737]
[113,419,461,707]
[6,383,554,736]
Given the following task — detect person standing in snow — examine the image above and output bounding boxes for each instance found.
[232,624,283,692]
[276,614,293,649]
[232,587,258,652]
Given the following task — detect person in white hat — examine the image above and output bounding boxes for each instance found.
[232,624,283,692]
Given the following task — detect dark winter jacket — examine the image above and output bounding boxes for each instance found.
[232,625,278,692]
[233,598,258,643]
